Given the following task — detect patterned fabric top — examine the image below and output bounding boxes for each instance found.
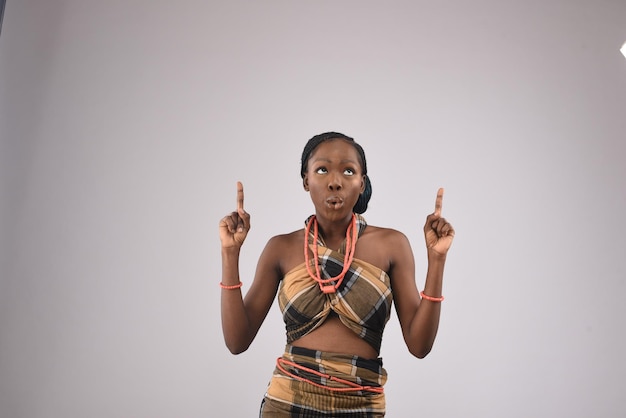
[278,215,393,353]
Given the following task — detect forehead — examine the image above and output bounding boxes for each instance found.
[309,139,360,162]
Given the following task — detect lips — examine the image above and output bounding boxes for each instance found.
[325,196,344,208]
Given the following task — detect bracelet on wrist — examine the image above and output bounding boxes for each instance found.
[420,291,444,302]
[220,282,243,290]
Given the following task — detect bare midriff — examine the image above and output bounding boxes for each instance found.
[290,315,379,360]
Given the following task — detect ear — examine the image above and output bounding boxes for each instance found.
[303,175,310,191]
[360,175,366,194]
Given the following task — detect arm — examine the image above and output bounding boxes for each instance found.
[392,188,455,358]
[219,182,280,354]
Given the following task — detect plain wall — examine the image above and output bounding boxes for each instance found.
[1,1,625,417]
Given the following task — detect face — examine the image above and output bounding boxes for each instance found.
[303,139,365,220]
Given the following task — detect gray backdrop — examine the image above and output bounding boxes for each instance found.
[1,1,625,417]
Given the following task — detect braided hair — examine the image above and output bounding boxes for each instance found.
[300,132,372,214]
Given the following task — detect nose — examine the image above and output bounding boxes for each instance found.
[328,173,342,191]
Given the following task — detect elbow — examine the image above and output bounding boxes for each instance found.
[225,340,250,355]
[409,343,433,359]
[410,348,431,359]
[413,348,431,359]
[222,328,254,355]
[405,328,438,359]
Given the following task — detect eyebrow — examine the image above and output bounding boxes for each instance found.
[311,157,358,164]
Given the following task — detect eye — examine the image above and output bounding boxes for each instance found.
[315,167,328,174]
[344,168,355,176]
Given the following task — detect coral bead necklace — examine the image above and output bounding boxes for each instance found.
[304,213,358,294]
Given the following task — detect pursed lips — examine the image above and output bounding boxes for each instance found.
[325,196,344,207]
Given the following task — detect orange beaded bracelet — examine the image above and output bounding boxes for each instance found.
[420,291,444,302]
[220,282,243,290]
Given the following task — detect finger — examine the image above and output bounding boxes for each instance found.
[240,208,251,231]
[237,181,244,213]
[220,215,236,233]
[437,218,445,235]
[227,211,245,233]
[432,218,446,235]
[229,212,242,233]
[434,187,444,217]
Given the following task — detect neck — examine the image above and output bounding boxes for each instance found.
[314,213,354,248]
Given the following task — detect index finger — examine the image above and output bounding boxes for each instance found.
[237,181,244,212]
[434,187,444,216]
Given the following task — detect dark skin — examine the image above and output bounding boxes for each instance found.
[220,139,454,359]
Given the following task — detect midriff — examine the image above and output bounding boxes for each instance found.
[290,314,379,360]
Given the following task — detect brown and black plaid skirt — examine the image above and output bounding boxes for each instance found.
[260,345,387,417]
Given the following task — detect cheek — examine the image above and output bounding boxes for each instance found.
[309,185,325,195]
[305,182,320,195]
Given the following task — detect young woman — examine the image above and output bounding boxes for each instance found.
[219,132,455,417]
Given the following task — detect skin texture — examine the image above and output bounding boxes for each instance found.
[219,138,455,359]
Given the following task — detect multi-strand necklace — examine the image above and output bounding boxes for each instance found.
[304,213,358,294]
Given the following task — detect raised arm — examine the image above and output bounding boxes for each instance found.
[392,188,455,358]
[219,182,280,354]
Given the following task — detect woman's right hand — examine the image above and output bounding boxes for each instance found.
[219,181,251,249]
[423,188,455,256]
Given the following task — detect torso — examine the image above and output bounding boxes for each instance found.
[291,315,378,359]
[274,224,396,359]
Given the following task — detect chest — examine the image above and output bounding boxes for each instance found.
[279,229,392,276]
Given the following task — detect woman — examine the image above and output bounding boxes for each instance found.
[219,132,455,417]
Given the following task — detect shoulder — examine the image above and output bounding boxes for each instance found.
[362,225,411,246]
[355,225,413,273]
[261,228,305,275]
[265,228,304,248]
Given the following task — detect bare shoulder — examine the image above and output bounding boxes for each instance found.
[356,225,412,273]
[266,228,304,248]
[361,224,410,245]
[262,228,305,276]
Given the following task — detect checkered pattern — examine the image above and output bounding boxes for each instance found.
[279,215,393,353]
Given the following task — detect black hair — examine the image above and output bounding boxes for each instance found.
[300,132,372,214]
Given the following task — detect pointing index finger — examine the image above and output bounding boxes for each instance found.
[237,181,244,212]
[434,187,444,216]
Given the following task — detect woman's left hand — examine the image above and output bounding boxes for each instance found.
[424,188,455,256]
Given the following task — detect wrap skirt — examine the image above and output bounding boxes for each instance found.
[260,345,387,417]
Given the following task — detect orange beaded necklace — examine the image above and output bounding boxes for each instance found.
[304,213,358,294]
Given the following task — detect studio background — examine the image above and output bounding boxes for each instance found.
[1,1,625,417]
